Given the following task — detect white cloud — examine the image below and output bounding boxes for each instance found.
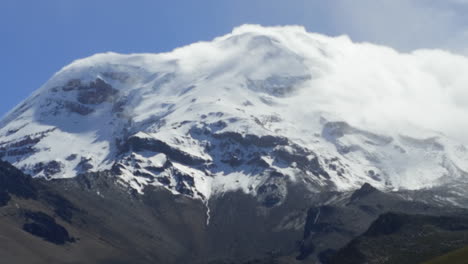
[211,25,468,143]
[329,0,468,55]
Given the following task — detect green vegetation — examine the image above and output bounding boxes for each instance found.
[329,213,468,264]
[423,246,468,264]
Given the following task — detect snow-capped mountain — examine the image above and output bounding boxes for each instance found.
[1,25,468,204]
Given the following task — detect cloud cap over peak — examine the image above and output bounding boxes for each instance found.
[20,24,468,145]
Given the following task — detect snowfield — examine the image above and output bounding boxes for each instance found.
[1,25,468,203]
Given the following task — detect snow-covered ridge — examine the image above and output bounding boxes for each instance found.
[1,24,468,203]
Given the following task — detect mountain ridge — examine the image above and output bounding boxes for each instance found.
[1,25,468,206]
[2,158,468,263]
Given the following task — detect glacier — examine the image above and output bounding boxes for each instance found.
[1,24,468,204]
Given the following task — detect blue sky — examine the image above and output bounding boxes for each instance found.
[1,0,467,117]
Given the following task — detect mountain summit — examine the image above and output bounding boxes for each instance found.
[1,25,468,205]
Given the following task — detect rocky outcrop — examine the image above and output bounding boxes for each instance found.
[125,135,208,166]
[22,211,75,245]
[0,160,37,206]
[33,161,64,178]
[63,101,95,115]
[212,131,289,148]
[77,78,118,105]
[0,129,55,159]
[349,183,378,202]
[62,78,119,105]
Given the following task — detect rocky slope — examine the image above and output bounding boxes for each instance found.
[1,160,468,264]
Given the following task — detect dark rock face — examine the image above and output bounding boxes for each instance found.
[0,129,55,159]
[0,136,39,158]
[0,191,11,206]
[349,183,378,202]
[63,101,95,115]
[0,160,78,224]
[22,211,75,245]
[62,78,118,105]
[63,79,82,91]
[257,183,284,207]
[212,132,289,148]
[0,160,37,204]
[125,136,207,166]
[42,192,79,223]
[274,146,329,178]
[33,160,64,178]
[173,169,196,197]
[76,157,94,172]
[364,212,407,237]
[49,78,119,116]
[77,78,118,105]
